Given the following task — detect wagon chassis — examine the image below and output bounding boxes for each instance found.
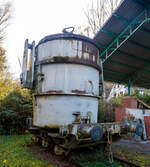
[29,121,137,155]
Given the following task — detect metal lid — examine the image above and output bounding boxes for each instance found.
[37,33,99,49]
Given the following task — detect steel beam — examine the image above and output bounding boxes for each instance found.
[101,29,117,37]
[104,77,126,85]
[117,50,150,63]
[98,42,150,63]
[104,77,150,89]
[141,27,150,34]
[131,0,150,7]
[103,69,126,76]
[98,42,106,49]
[99,8,150,63]
[100,28,150,51]
[107,60,150,73]
[123,62,150,84]
[113,13,150,35]
[112,13,130,23]
[128,40,150,50]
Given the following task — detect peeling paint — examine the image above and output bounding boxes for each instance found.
[72,90,86,94]
[46,90,63,94]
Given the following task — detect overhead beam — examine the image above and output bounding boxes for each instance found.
[141,27,150,34]
[100,28,150,51]
[113,13,150,35]
[99,8,150,63]
[104,68,150,83]
[112,13,130,23]
[101,29,117,37]
[131,0,150,7]
[103,69,127,76]
[104,77,126,85]
[117,50,150,63]
[107,60,150,73]
[128,40,150,50]
[104,77,150,89]
[123,62,150,83]
[98,41,150,64]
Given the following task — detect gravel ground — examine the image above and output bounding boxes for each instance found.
[112,139,150,167]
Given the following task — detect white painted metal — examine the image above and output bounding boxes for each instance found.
[37,40,99,63]
[34,37,100,128]
[126,108,150,140]
[33,95,98,127]
[40,64,99,96]
[126,108,150,118]
[22,39,28,83]
[30,41,35,84]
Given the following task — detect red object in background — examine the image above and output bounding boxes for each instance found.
[115,96,137,122]
[144,116,150,140]
[122,96,137,108]
[115,107,125,122]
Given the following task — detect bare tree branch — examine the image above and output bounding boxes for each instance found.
[0,3,11,42]
[76,0,122,37]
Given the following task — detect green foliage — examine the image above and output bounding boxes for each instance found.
[0,135,55,167]
[131,88,150,106]
[0,2,30,135]
[0,47,6,72]
[0,2,11,72]
[0,79,32,135]
[98,95,123,123]
[78,150,121,167]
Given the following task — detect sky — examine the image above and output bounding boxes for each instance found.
[3,0,92,78]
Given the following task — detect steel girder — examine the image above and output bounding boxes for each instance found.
[99,8,150,63]
[98,6,150,93]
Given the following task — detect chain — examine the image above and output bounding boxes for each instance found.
[107,131,114,163]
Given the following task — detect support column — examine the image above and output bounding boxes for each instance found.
[128,80,132,96]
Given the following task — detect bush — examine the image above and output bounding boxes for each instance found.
[131,88,150,106]
[98,95,123,123]
[0,86,32,135]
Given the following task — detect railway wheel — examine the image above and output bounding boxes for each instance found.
[54,145,65,155]
[32,136,42,145]
[42,139,49,148]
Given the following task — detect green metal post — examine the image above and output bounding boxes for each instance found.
[128,81,132,96]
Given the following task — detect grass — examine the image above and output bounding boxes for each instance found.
[0,134,55,167]
[114,148,150,167]
[77,149,122,167]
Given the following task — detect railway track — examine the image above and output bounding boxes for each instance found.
[113,156,140,167]
[69,150,141,167]
[69,155,140,167]
[68,156,84,167]
[113,155,140,167]
[29,142,141,167]
[69,155,141,167]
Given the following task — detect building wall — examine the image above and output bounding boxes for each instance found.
[115,96,150,140]
[115,96,137,122]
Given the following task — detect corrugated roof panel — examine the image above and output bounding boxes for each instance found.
[93,0,150,88]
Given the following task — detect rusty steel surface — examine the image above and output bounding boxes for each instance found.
[36,39,100,70]
[36,64,99,95]
[33,95,98,127]
[33,34,101,129]
[34,92,99,98]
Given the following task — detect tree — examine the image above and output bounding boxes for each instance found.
[0,2,11,72]
[0,2,12,98]
[76,0,123,100]
[76,0,122,37]
[0,3,33,135]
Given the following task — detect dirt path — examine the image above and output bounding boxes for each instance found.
[28,145,80,167]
